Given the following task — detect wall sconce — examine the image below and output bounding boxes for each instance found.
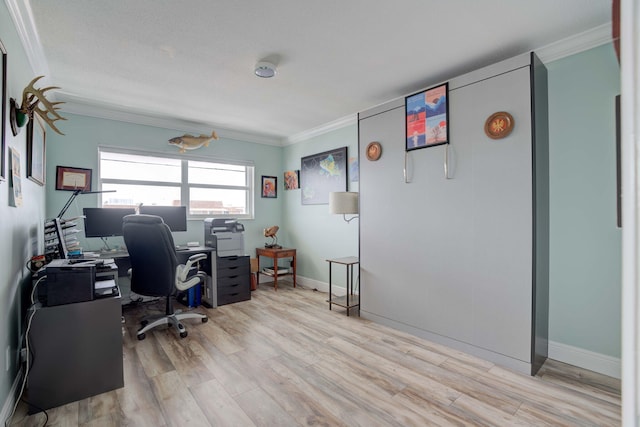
[329,192,359,223]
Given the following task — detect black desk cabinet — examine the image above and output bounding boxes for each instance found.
[217,255,250,305]
[27,292,124,413]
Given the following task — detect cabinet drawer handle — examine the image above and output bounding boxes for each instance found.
[228,275,238,279]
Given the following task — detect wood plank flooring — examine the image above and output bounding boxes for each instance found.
[10,281,621,426]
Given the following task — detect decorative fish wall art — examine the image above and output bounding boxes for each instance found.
[169,130,218,153]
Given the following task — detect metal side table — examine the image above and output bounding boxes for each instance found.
[326,256,359,316]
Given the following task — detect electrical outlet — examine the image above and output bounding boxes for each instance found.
[5,346,9,371]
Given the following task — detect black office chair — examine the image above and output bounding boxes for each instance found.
[122,214,208,340]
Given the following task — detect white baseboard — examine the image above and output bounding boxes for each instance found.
[548,340,621,379]
[258,274,350,296]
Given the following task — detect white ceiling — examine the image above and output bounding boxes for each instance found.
[12,0,612,144]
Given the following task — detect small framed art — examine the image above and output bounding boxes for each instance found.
[261,175,277,198]
[405,82,449,151]
[56,166,92,191]
[284,170,299,190]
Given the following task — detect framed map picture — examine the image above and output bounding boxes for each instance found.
[300,147,348,205]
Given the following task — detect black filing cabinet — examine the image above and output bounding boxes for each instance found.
[27,291,123,413]
[216,255,250,305]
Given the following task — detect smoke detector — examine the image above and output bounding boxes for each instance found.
[254,61,277,78]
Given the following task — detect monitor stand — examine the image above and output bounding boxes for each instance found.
[100,237,112,252]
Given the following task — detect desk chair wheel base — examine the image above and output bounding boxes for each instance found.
[135,309,207,340]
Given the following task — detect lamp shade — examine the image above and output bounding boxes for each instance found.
[329,192,358,215]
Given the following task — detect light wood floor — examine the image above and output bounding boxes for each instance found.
[10,281,621,426]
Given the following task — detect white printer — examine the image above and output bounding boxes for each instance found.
[204,218,245,257]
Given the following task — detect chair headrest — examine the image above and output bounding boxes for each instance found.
[123,214,164,225]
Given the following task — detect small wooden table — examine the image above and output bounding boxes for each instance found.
[256,247,297,291]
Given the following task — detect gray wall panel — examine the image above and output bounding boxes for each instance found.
[359,55,544,372]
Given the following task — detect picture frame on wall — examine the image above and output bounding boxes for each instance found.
[300,146,348,205]
[283,170,299,190]
[0,38,7,181]
[261,175,277,198]
[56,166,92,191]
[27,115,46,186]
[405,82,449,151]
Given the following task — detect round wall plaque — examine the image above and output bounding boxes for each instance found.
[366,141,382,161]
[484,112,514,139]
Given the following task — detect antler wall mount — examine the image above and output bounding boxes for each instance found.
[10,76,66,136]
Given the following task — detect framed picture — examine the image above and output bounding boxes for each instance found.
[0,38,6,181]
[56,166,92,191]
[284,170,299,190]
[9,148,22,207]
[405,82,449,151]
[261,175,277,198]
[300,146,348,205]
[27,115,46,185]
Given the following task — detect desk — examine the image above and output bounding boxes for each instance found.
[28,290,123,413]
[256,247,297,291]
[326,257,359,316]
[97,246,217,308]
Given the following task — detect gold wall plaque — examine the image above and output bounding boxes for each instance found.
[484,112,514,139]
[366,141,382,161]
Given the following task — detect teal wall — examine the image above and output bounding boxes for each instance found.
[281,125,358,287]
[0,2,47,415]
[45,114,283,254]
[547,43,621,358]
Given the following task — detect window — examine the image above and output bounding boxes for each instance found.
[98,148,254,219]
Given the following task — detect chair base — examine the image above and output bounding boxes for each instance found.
[137,310,207,340]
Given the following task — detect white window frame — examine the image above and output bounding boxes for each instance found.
[98,146,255,220]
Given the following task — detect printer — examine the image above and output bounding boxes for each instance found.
[204,218,245,257]
[39,259,96,306]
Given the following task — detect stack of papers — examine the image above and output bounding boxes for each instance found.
[262,267,289,276]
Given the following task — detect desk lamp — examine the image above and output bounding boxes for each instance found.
[329,192,359,223]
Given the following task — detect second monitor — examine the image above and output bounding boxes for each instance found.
[139,205,187,232]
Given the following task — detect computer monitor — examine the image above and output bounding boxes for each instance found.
[83,207,136,238]
[139,205,188,232]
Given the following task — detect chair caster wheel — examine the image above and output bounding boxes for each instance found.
[137,333,146,340]
[202,317,208,323]
[180,331,188,338]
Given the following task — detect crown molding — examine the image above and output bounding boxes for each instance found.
[536,23,612,63]
[58,93,283,146]
[5,0,49,77]
[285,114,357,145]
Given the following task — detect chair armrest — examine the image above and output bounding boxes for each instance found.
[188,253,207,264]
[175,253,208,290]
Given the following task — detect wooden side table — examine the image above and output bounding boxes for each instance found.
[256,247,297,291]
[326,256,359,316]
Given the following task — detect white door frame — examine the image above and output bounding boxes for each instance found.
[621,0,640,424]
